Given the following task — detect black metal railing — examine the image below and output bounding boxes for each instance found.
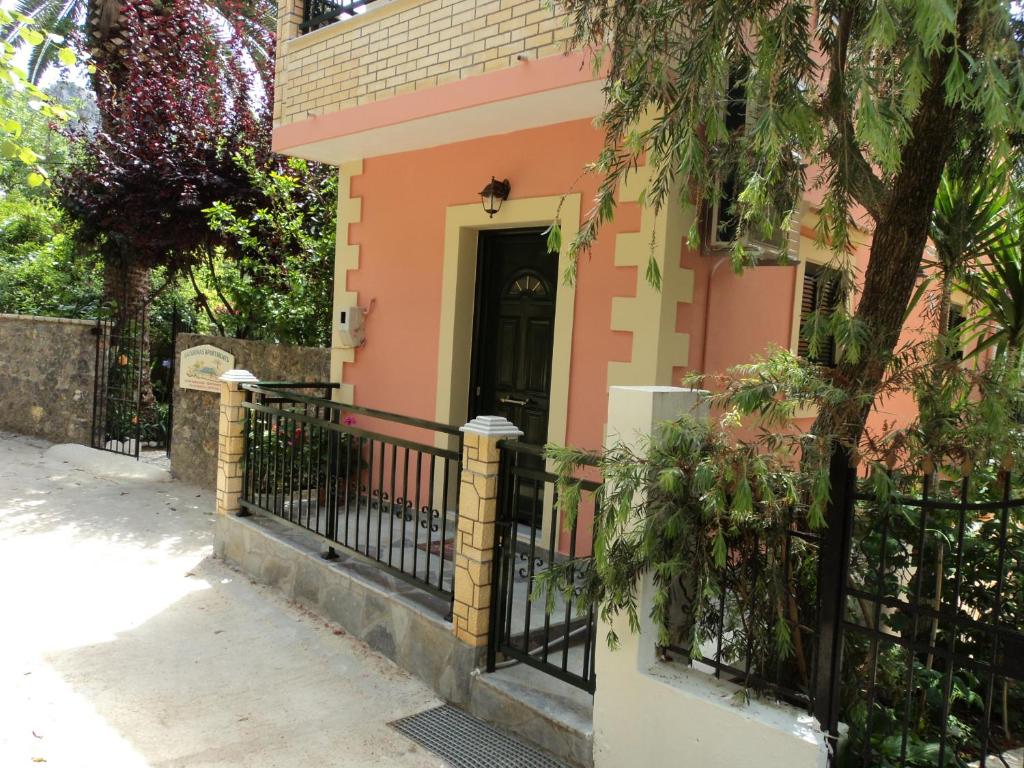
[487,440,598,693]
[92,301,187,459]
[240,383,462,601]
[663,499,828,712]
[92,306,147,458]
[830,461,1024,767]
[653,446,1024,767]
[300,0,381,33]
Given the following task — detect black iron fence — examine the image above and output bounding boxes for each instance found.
[90,303,186,460]
[92,305,147,457]
[239,383,462,601]
[656,448,1024,767]
[664,496,828,713]
[91,302,187,459]
[487,440,598,693]
[831,459,1024,767]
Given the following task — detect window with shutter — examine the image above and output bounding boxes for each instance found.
[799,263,843,367]
[703,68,801,263]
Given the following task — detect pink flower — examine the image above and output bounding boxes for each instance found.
[343,415,356,426]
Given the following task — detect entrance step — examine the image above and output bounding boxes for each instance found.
[468,663,593,768]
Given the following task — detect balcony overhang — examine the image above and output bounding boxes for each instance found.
[272,52,605,164]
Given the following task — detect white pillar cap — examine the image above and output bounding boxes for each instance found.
[460,415,524,438]
[219,369,259,383]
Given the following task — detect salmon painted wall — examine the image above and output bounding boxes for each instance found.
[342,119,931,452]
[680,223,935,441]
[344,117,637,453]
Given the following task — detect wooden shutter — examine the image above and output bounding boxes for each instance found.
[799,264,841,367]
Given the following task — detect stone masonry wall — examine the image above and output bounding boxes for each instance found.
[0,314,98,444]
[170,334,330,489]
[274,0,572,126]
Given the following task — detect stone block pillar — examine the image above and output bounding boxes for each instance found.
[451,415,523,646]
[216,369,259,516]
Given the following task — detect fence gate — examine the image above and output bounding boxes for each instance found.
[91,303,185,459]
[487,441,598,693]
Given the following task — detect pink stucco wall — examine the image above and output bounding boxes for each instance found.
[345,117,638,453]
[342,118,926,451]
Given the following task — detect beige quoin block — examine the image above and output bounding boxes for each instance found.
[215,370,258,516]
[451,415,522,646]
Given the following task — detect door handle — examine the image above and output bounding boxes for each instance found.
[499,397,531,407]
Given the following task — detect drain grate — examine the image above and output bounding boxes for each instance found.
[390,704,570,768]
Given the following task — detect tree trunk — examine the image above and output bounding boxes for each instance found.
[813,67,961,449]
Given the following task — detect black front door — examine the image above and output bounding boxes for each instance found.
[471,229,557,520]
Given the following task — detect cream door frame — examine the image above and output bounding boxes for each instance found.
[434,193,581,449]
[434,194,582,547]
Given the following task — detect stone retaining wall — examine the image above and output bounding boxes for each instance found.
[216,513,479,705]
[0,314,98,444]
[170,334,330,488]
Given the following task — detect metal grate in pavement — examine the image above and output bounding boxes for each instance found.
[389,704,569,768]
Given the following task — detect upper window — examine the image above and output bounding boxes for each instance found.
[703,68,800,262]
[799,263,844,367]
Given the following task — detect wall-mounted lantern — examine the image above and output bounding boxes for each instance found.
[479,177,511,218]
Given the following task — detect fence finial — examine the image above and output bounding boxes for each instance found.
[219,369,259,383]
[459,415,523,438]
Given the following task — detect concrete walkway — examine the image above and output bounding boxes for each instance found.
[0,433,445,767]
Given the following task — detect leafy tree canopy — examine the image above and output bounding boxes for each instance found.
[57,0,270,277]
[190,151,338,347]
[0,9,76,187]
[0,193,102,315]
[559,0,1024,443]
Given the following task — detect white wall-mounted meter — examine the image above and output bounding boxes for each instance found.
[338,305,366,348]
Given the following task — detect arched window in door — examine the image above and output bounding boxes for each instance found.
[503,269,551,300]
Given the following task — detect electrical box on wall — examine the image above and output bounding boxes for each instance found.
[338,306,366,348]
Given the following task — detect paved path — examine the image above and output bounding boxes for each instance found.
[0,433,444,768]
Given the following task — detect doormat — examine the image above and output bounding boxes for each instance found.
[415,537,454,559]
[390,705,569,768]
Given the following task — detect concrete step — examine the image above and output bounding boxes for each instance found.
[468,662,593,768]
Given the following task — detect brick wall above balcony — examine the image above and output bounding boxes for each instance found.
[273,0,575,129]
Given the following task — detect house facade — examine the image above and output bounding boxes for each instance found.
[269,0,933,460]
[206,4,1000,765]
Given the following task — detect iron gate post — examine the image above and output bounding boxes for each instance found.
[813,447,856,751]
[165,305,180,457]
[322,425,340,560]
[90,312,105,450]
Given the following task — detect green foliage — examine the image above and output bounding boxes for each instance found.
[245,415,361,498]
[544,413,819,665]
[963,219,1024,356]
[0,80,79,194]
[559,0,1023,269]
[545,336,1024,762]
[0,11,74,187]
[0,193,101,315]
[196,152,337,346]
[930,166,1009,280]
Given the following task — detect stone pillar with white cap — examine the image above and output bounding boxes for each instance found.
[451,415,523,646]
[216,369,259,517]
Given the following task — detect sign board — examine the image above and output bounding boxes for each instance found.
[179,345,236,392]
